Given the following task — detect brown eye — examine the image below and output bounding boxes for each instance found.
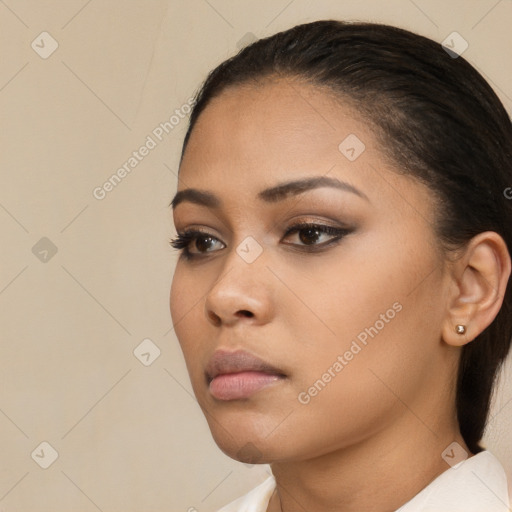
[298,226,323,245]
[169,230,225,258]
[194,235,221,253]
[283,222,351,248]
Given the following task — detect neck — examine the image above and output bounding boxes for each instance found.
[268,412,471,512]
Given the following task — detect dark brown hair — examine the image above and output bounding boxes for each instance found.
[179,20,512,454]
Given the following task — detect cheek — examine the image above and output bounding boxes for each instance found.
[169,264,203,356]
[288,230,440,396]
[169,266,184,325]
[276,286,432,457]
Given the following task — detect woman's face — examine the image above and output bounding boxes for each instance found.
[170,79,455,463]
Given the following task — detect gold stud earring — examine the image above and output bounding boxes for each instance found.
[455,324,466,335]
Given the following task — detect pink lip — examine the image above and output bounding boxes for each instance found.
[205,349,286,401]
[209,371,284,400]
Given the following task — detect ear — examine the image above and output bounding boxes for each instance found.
[442,231,511,347]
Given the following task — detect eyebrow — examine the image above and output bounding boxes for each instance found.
[169,176,370,210]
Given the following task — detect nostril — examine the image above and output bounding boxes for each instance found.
[205,307,254,325]
[207,310,222,326]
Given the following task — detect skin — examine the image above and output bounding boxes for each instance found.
[169,78,511,512]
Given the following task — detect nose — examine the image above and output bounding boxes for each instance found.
[204,247,274,327]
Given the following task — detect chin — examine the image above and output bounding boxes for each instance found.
[208,425,283,464]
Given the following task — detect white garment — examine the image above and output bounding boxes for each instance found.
[217,450,510,512]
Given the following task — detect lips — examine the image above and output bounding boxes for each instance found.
[205,349,286,383]
[204,349,286,400]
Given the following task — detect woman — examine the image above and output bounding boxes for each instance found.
[169,20,512,511]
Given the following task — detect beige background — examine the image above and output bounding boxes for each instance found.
[0,0,511,510]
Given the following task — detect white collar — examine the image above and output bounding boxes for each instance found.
[217,450,510,512]
[396,450,510,511]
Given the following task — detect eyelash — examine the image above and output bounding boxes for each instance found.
[169,221,353,260]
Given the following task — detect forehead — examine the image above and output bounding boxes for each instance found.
[180,79,371,184]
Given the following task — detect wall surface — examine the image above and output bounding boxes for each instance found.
[0,1,511,510]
